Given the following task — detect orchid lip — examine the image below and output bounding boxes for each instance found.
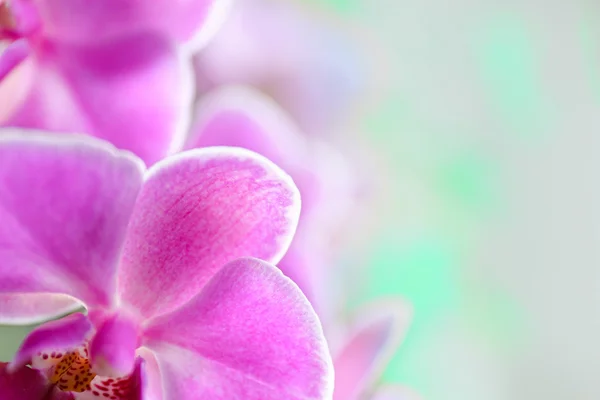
[33,342,140,397]
[47,348,96,392]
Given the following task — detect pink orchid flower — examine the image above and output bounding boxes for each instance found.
[0,0,228,165]
[0,130,333,399]
[193,0,363,136]
[185,86,412,400]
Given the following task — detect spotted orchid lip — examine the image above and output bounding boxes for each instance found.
[45,350,139,398]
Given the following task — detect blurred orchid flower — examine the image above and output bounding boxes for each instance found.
[0,0,229,165]
[193,0,363,135]
[187,86,413,400]
[0,130,334,399]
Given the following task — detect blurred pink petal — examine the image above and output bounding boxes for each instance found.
[33,0,229,47]
[1,32,192,165]
[0,131,144,308]
[144,257,334,400]
[118,146,300,318]
[333,300,412,400]
[194,0,363,134]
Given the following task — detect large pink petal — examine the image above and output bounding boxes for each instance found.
[10,312,92,370]
[1,33,192,166]
[118,147,300,318]
[333,300,412,400]
[0,362,71,400]
[0,293,81,325]
[0,131,144,308]
[143,257,333,400]
[33,0,228,47]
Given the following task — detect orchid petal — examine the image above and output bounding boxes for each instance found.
[371,385,422,400]
[333,300,412,400]
[89,312,140,378]
[33,0,228,47]
[188,86,306,168]
[0,362,70,400]
[10,312,91,370]
[1,33,192,165]
[144,257,333,400]
[0,131,144,308]
[118,147,300,318]
[0,293,81,325]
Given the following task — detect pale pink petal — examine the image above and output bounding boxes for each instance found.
[188,86,307,168]
[0,131,144,307]
[143,257,333,400]
[89,312,140,378]
[0,293,81,325]
[333,300,412,400]
[371,385,422,400]
[194,0,363,134]
[34,0,228,46]
[10,312,91,370]
[0,362,71,400]
[2,32,192,165]
[118,147,300,317]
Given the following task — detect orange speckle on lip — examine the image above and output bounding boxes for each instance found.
[49,351,97,393]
